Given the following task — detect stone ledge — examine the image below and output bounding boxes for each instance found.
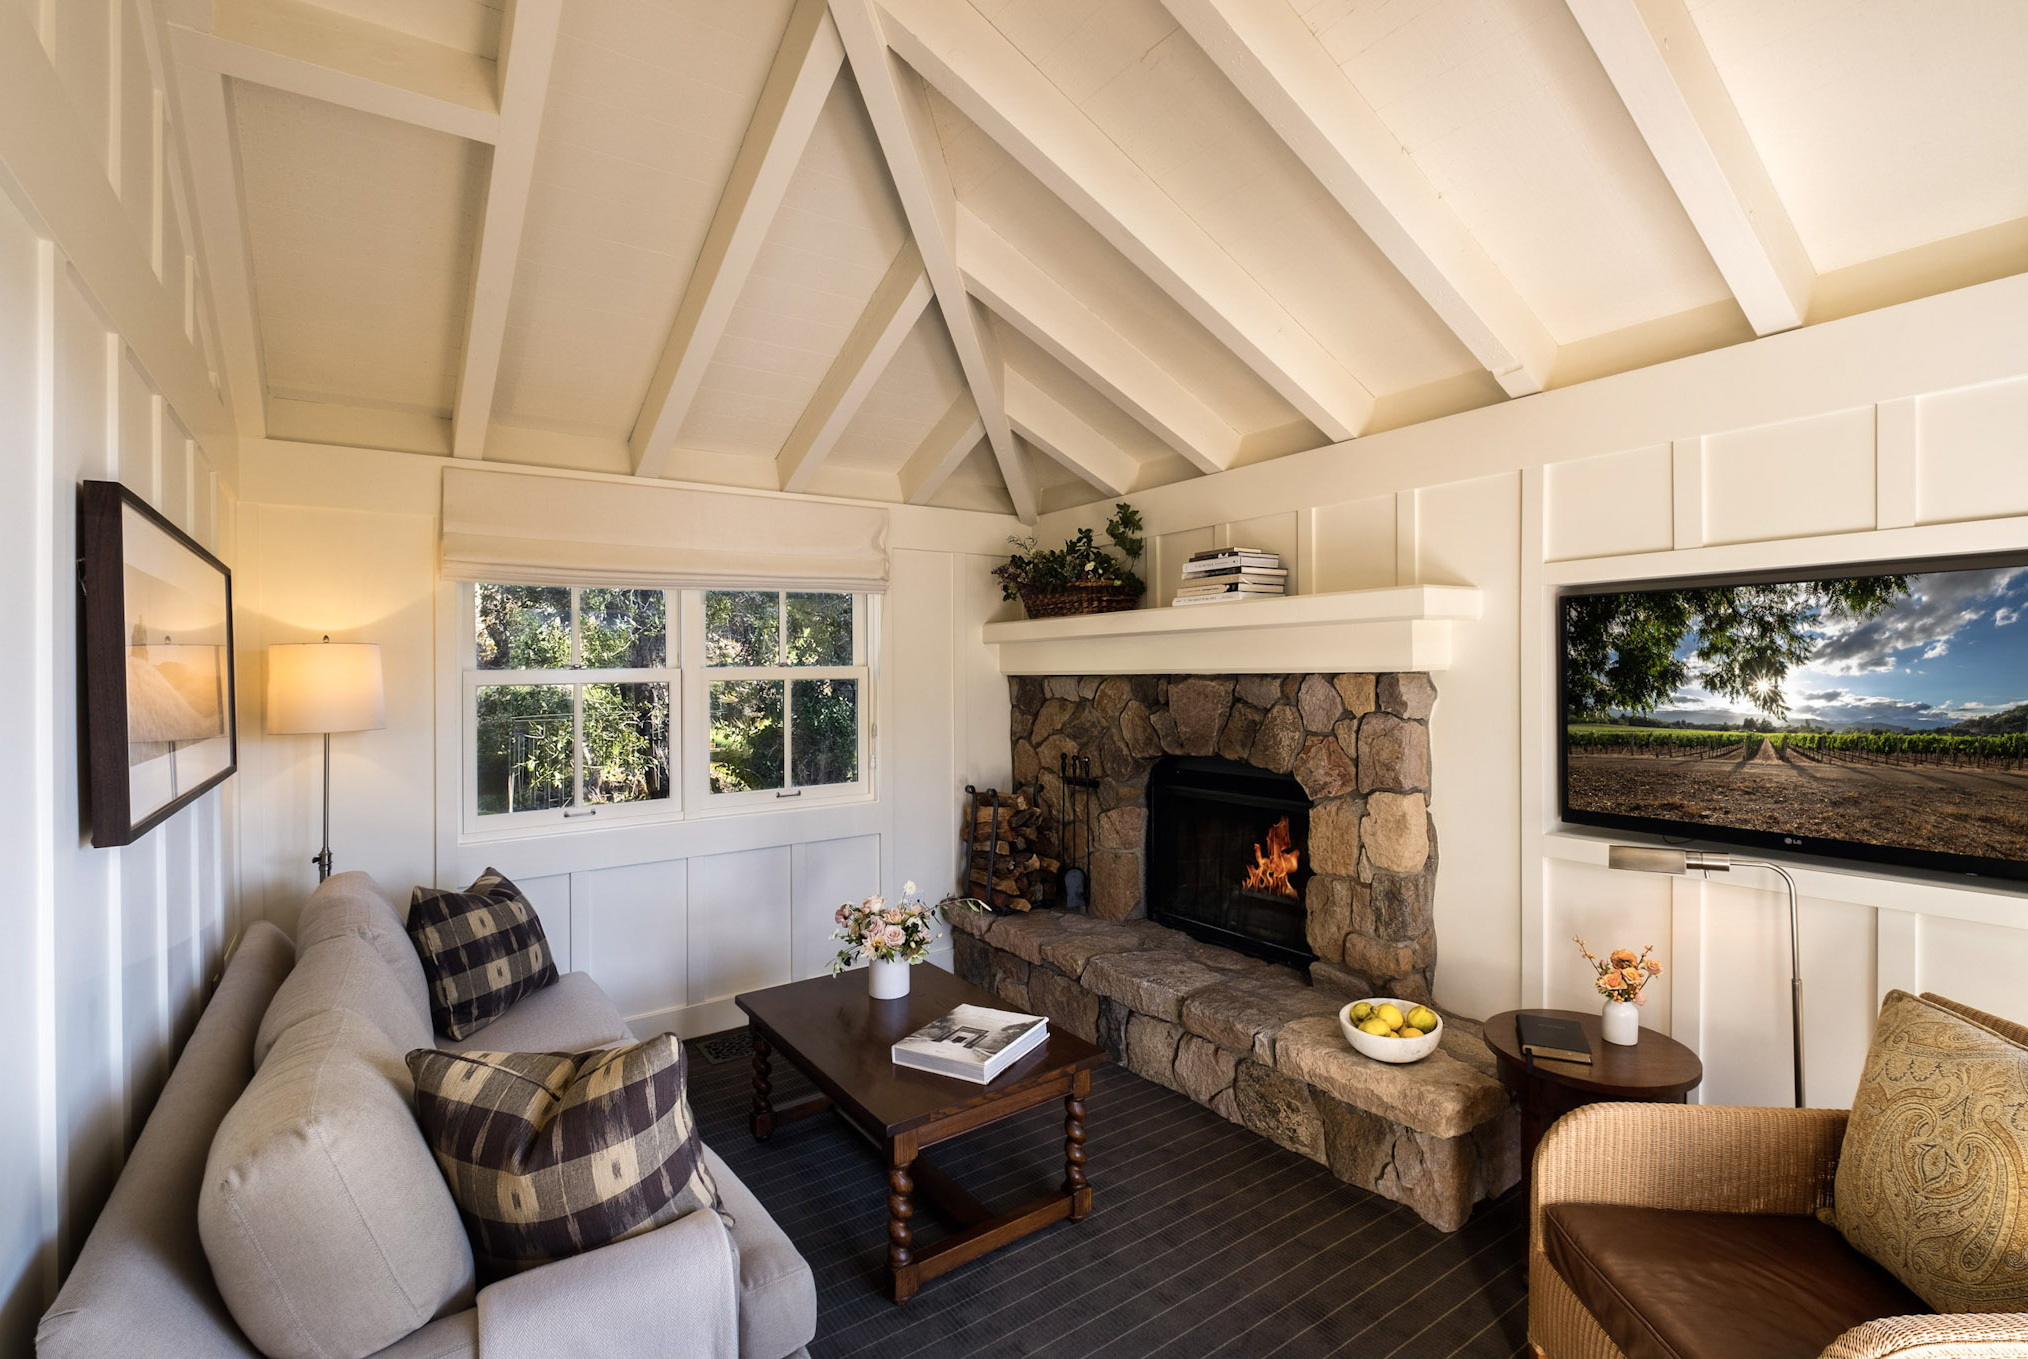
[950,912,1517,1231]
[1273,1016,1506,1139]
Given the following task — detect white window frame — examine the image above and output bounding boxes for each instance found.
[457,583,875,838]
[683,589,873,816]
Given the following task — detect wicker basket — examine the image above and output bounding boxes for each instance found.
[1018,580,1143,619]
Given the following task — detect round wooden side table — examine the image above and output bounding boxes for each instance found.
[1482,1009,1704,1178]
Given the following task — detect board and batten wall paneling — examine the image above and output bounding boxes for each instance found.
[0,165,237,1354]
[1023,272,2028,1109]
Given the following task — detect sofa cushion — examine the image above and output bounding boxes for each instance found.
[297,870,433,1036]
[200,1009,476,1359]
[406,1037,721,1279]
[703,1146,817,1359]
[408,869,558,1041]
[1831,989,2028,1313]
[436,971,631,1055]
[255,932,435,1066]
[1543,1204,1926,1359]
[37,922,296,1359]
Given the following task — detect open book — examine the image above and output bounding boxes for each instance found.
[891,1004,1049,1084]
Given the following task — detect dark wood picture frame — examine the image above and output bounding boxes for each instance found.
[81,480,238,847]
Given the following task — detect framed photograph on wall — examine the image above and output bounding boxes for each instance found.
[80,480,237,847]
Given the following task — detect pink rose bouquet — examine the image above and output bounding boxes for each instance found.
[830,881,985,974]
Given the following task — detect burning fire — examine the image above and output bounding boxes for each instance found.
[1241,817,1300,899]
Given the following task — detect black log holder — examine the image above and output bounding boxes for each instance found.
[1056,753,1098,913]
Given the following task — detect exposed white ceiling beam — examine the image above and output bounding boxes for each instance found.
[776,242,934,493]
[830,0,1038,521]
[1565,0,1813,335]
[875,0,1372,442]
[171,0,501,143]
[1162,0,1557,398]
[630,0,843,478]
[956,206,1238,473]
[898,395,984,504]
[163,57,266,436]
[1003,368,1139,498]
[450,0,561,461]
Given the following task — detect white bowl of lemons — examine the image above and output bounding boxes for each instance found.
[1340,998,1442,1063]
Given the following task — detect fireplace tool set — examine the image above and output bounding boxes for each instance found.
[1054,753,1098,912]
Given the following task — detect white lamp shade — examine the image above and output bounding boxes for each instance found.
[266,642,386,735]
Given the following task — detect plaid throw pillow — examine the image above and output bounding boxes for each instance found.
[405,1036,723,1278]
[408,869,558,1040]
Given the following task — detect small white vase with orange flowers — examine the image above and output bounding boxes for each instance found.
[1575,937,1663,1047]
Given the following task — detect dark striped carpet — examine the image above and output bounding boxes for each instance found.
[687,1033,1529,1359]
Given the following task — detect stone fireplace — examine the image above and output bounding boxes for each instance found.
[1010,671,1439,1002]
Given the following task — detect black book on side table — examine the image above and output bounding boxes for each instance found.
[1516,1012,1593,1065]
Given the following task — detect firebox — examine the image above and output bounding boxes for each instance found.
[1145,756,1314,967]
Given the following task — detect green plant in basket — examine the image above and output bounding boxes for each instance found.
[992,503,1146,612]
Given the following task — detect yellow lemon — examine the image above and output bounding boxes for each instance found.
[1349,1001,1374,1023]
[1408,1006,1439,1033]
[1375,1003,1405,1031]
[1397,1026,1424,1039]
[1358,1017,1392,1037]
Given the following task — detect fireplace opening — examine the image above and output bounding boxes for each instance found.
[1145,756,1315,967]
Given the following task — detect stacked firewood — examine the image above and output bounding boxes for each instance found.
[963,788,1059,912]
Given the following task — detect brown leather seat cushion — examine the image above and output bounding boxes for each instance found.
[1544,1204,1928,1359]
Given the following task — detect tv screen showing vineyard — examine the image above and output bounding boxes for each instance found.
[1559,559,2028,880]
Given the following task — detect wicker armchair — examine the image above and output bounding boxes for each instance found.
[1528,1101,2028,1359]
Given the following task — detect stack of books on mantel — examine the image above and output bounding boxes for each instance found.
[1174,547,1288,606]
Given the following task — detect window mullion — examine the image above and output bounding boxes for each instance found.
[572,681,585,809]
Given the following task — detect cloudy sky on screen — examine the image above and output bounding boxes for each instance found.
[1651,566,2028,730]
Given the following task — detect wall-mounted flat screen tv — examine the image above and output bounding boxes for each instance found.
[1559,556,2028,881]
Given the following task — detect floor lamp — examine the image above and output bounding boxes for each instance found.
[1606,846,1806,1108]
[267,637,385,882]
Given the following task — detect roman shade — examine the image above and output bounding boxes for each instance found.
[440,467,889,592]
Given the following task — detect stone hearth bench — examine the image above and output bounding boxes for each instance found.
[948,909,1519,1231]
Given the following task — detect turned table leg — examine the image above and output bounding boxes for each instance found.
[887,1136,920,1303]
[749,1030,775,1141]
[1064,1069,1092,1222]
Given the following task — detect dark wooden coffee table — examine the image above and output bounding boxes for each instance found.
[735,965,1108,1303]
[1482,1008,1704,1175]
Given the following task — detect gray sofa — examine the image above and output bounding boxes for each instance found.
[37,872,817,1359]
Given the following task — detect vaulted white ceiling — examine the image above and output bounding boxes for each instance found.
[165,0,2028,518]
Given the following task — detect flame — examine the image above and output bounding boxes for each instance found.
[1241,816,1300,899]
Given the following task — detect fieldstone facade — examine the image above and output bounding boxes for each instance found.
[1010,672,1440,1002]
[947,909,1519,1230]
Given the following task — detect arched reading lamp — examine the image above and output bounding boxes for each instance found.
[1606,846,1805,1108]
[267,637,385,882]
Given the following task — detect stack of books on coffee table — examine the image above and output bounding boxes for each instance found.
[1174,547,1288,606]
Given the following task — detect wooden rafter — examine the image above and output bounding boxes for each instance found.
[1565,0,1813,335]
[1162,0,1557,397]
[875,0,1373,442]
[1003,368,1138,498]
[776,242,933,493]
[450,0,562,460]
[172,0,501,143]
[898,395,984,504]
[831,0,1038,521]
[631,0,844,478]
[956,206,1237,473]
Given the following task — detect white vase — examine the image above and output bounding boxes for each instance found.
[869,957,912,1000]
[1601,998,1639,1047]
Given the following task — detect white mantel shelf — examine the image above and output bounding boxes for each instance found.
[980,585,1482,676]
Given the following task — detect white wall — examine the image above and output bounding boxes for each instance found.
[234,444,1017,1040]
[1035,272,2028,1111]
[0,3,240,1347]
